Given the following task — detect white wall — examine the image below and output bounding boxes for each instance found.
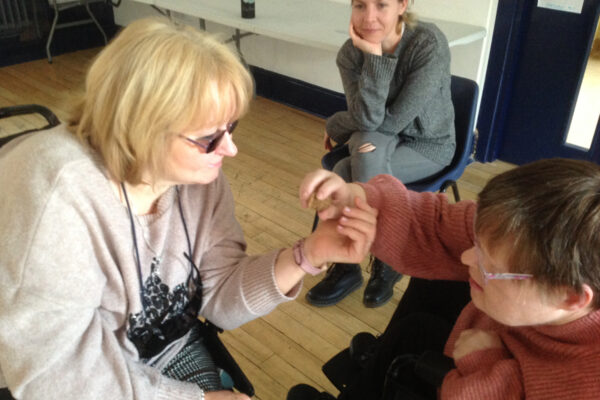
[115,0,498,96]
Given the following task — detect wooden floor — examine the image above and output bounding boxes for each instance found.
[0,48,515,399]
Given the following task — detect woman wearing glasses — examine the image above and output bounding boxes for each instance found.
[0,18,376,400]
[289,160,600,400]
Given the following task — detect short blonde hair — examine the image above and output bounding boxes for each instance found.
[68,17,254,184]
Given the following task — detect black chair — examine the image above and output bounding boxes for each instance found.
[0,104,253,398]
[0,104,60,146]
[46,0,109,63]
[320,75,479,201]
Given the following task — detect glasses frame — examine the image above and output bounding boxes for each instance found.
[474,245,534,285]
[180,120,238,153]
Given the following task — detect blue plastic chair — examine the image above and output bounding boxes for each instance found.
[321,75,479,202]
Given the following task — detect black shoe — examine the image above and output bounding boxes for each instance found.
[306,263,363,307]
[287,384,336,400]
[349,332,377,368]
[363,258,402,308]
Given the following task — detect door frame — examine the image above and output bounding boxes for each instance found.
[476,0,600,164]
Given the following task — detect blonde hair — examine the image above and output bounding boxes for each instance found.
[67,17,254,184]
[398,0,417,30]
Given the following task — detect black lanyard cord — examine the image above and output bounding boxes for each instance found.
[121,184,201,311]
[121,182,147,309]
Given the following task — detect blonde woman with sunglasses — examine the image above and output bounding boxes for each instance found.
[0,18,376,400]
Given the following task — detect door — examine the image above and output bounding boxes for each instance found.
[477,0,600,165]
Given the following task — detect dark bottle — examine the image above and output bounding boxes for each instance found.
[241,0,255,18]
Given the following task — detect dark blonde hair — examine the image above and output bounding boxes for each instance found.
[399,0,417,29]
[476,158,600,308]
[68,17,253,184]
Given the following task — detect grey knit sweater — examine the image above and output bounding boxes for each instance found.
[326,21,455,165]
[0,126,299,399]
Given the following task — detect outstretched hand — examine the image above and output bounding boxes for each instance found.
[307,195,378,266]
[299,169,366,220]
[349,23,382,56]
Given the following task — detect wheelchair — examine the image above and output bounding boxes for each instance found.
[0,104,253,399]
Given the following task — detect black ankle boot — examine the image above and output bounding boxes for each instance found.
[363,258,402,308]
[306,263,363,307]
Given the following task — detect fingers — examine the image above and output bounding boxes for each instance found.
[337,200,377,238]
[299,170,347,209]
[348,22,382,55]
[204,390,251,400]
[336,199,378,254]
[299,169,332,208]
[452,329,503,361]
[348,22,356,40]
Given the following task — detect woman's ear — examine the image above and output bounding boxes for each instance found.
[561,284,594,311]
[398,0,409,15]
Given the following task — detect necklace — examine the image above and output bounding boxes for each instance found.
[134,212,164,266]
[121,183,199,310]
[117,183,164,264]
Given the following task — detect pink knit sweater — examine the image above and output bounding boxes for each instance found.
[361,174,600,400]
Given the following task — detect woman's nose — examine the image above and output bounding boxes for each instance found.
[365,6,377,21]
[216,132,238,157]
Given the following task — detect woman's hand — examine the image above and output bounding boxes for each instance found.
[349,23,382,56]
[305,196,378,266]
[452,329,504,361]
[324,131,333,151]
[204,390,250,400]
[299,169,366,220]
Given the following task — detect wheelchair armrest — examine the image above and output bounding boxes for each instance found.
[413,350,455,388]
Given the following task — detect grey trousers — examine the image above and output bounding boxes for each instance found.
[333,131,446,184]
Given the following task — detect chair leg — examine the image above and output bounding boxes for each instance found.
[449,182,460,202]
[439,181,460,203]
[84,0,107,44]
[46,1,60,63]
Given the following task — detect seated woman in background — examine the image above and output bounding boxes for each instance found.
[291,159,600,399]
[307,0,456,309]
[0,18,377,400]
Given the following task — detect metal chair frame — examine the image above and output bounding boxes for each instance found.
[46,0,108,63]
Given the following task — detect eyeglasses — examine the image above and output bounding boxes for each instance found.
[179,120,238,153]
[474,245,533,285]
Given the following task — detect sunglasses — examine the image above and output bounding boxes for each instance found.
[180,120,238,153]
[474,244,533,285]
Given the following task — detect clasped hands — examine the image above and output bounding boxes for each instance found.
[299,170,377,268]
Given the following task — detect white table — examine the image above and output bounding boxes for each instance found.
[142,0,485,57]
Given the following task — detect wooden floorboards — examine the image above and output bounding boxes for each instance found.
[0,47,515,399]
